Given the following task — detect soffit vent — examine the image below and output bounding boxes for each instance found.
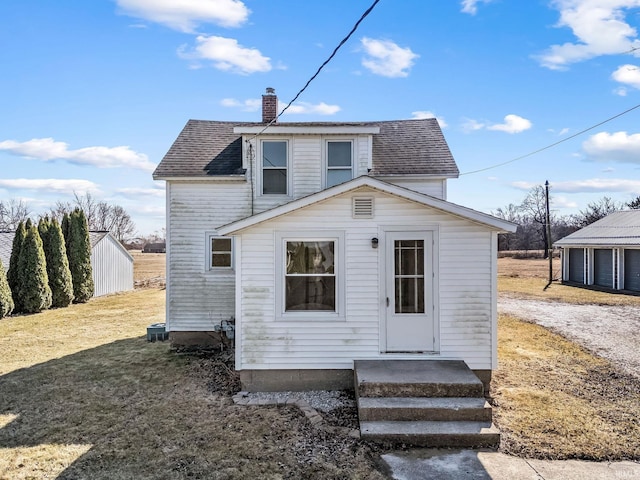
[353,197,374,219]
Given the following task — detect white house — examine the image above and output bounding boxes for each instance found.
[153,88,516,391]
[555,210,640,292]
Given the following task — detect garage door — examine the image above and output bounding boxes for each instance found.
[568,248,585,283]
[593,249,613,288]
[624,249,640,291]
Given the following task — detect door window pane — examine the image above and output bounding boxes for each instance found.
[394,240,425,313]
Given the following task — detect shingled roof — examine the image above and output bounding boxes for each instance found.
[153,118,459,179]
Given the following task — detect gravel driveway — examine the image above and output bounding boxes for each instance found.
[498,295,640,380]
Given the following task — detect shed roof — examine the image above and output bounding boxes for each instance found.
[554,210,640,247]
[152,118,459,179]
[0,230,132,268]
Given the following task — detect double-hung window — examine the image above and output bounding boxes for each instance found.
[326,141,353,187]
[262,140,288,195]
[209,235,233,269]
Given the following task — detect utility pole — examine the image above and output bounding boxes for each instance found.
[544,180,553,289]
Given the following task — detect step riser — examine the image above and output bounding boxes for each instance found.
[361,432,500,448]
[358,406,492,422]
[357,382,484,398]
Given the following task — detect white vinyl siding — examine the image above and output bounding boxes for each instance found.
[90,234,134,297]
[234,188,496,371]
[244,135,373,213]
[384,178,448,200]
[167,181,251,331]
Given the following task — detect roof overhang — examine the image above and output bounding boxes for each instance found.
[218,176,517,235]
[152,174,246,182]
[373,174,459,180]
[233,126,380,135]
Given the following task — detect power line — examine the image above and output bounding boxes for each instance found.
[250,0,381,139]
[460,102,640,176]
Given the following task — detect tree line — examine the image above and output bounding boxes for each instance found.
[0,209,94,318]
[494,185,640,256]
[0,193,135,242]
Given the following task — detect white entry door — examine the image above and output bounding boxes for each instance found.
[385,231,434,352]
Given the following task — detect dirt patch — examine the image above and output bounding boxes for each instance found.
[498,294,640,380]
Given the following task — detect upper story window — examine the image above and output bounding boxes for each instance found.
[326,141,353,188]
[209,235,233,269]
[262,140,288,195]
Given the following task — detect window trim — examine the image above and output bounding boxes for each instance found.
[323,138,355,188]
[275,230,345,321]
[259,138,291,196]
[206,233,234,271]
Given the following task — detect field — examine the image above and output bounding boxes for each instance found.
[0,254,639,479]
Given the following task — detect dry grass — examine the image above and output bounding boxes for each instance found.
[0,288,384,480]
[492,314,640,460]
[130,250,166,287]
[498,257,640,306]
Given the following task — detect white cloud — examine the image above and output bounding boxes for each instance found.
[117,187,166,198]
[462,118,486,133]
[411,111,448,128]
[221,97,261,111]
[179,35,271,74]
[602,166,616,172]
[461,0,493,15]
[0,179,100,195]
[614,86,629,95]
[612,63,640,88]
[282,102,341,116]
[487,114,532,134]
[552,195,579,208]
[115,0,249,32]
[512,178,640,193]
[535,0,640,70]
[582,131,640,163]
[0,138,156,172]
[360,37,418,78]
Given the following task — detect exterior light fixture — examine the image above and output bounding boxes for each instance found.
[371,237,379,249]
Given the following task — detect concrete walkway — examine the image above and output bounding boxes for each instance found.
[381,449,640,479]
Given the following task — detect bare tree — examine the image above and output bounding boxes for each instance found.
[43,193,137,243]
[520,185,551,258]
[572,196,622,228]
[627,195,640,210]
[0,199,31,231]
[492,203,522,251]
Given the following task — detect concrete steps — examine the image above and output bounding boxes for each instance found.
[355,359,500,448]
[360,420,501,448]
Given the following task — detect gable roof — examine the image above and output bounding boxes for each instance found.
[554,210,640,247]
[217,176,516,235]
[152,118,459,180]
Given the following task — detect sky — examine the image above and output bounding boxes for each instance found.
[2,0,640,236]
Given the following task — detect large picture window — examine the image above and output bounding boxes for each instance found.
[326,141,352,187]
[285,241,335,311]
[262,140,287,194]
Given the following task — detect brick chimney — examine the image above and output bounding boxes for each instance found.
[262,87,278,124]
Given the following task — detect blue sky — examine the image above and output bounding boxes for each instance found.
[2,0,640,236]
